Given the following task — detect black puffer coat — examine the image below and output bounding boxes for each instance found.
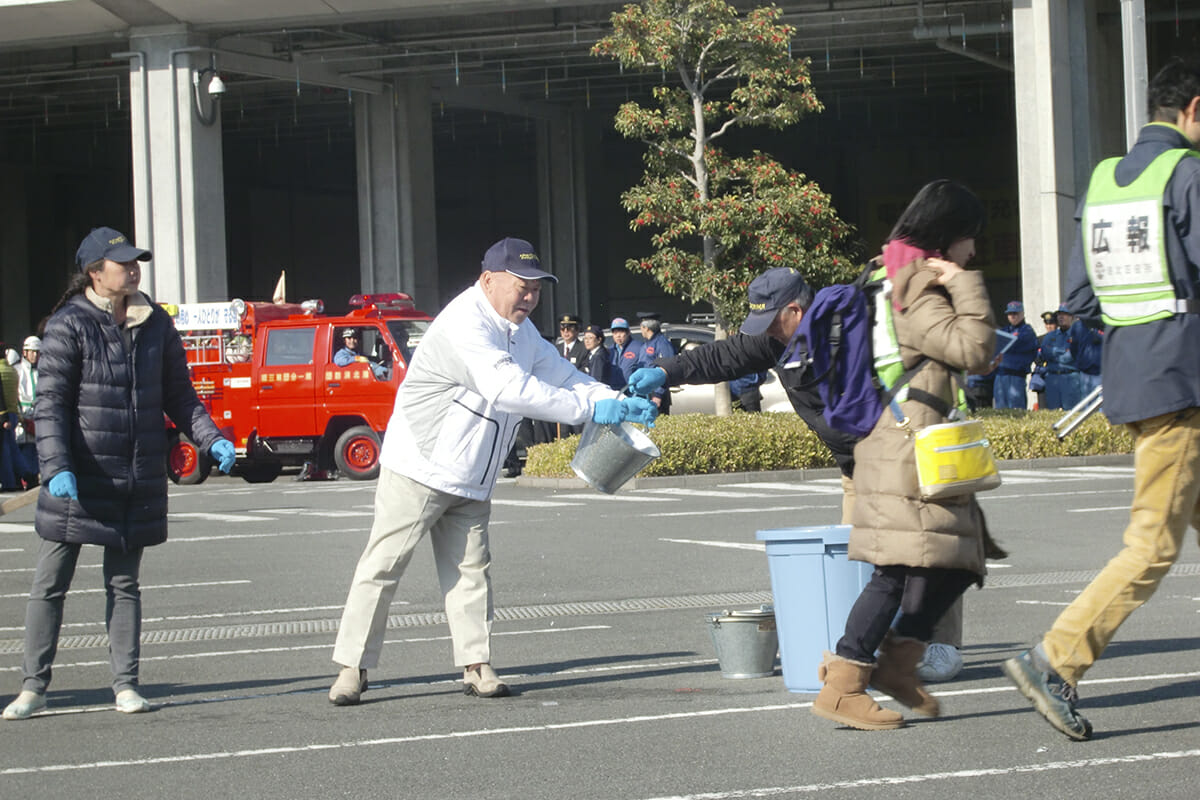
[34,292,222,550]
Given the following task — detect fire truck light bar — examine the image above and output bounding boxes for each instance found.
[300,299,325,314]
[349,292,414,309]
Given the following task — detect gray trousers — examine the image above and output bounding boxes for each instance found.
[21,539,144,695]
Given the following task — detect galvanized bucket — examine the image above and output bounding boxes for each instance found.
[706,606,779,679]
[570,420,660,494]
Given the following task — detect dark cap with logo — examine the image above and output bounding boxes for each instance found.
[75,227,152,272]
[558,314,581,328]
[584,324,604,339]
[481,237,558,283]
[740,267,811,336]
[341,328,359,338]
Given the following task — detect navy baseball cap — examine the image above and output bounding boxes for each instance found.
[481,237,558,283]
[741,268,811,336]
[75,227,151,272]
[1005,300,1024,314]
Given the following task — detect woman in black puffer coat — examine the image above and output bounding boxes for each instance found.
[2,227,234,722]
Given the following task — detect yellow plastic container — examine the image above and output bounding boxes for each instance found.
[913,420,1001,500]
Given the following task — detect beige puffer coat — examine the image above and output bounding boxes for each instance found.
[849,257,996,577]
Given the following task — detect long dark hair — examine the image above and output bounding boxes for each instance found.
[49,261,99,316]
[887,179,986,255]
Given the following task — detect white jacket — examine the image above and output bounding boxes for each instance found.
[379,282,618,500]
[16,360,35,417]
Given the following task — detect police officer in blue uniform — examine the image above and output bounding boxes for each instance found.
[1036,305,1082,410]
[1067,315,1103,396]
[992,301,1038,408]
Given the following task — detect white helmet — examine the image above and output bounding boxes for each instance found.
[22,335,40,352]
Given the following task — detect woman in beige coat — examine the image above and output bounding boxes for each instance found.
[813,180,996,731]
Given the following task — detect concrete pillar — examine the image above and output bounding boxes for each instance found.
[1012,0,1088,318]
[126,26,228,303]
[536,107,589,325]
[0,167,29,342]
[355,77,438,308]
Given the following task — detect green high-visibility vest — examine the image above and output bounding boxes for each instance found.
[1082,147,1199,326]
[869,266,904,390]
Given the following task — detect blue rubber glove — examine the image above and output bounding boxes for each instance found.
[622,396,659,428]
[48,471,78,500]
[592,398,625,426]
[210,439,236,474]
[627,367,667,397]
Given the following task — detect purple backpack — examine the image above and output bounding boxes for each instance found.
[779,271,925,438]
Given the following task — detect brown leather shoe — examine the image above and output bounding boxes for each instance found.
[462,663,510,698]
[329,665,367,706]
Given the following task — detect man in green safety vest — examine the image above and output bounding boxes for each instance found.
[1004,58,1200,741]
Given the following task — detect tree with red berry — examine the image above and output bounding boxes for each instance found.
[594,0,857,413]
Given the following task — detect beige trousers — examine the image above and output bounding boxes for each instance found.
[1043,407,1200,685]
[333,467,493,670]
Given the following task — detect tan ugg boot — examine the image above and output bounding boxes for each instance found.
[811,652,905,731]
[870,632,940,717]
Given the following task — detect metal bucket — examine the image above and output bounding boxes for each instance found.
[570,420,660,494]
[706,606,779,679]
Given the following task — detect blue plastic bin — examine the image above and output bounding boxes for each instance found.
[756,525,873,692]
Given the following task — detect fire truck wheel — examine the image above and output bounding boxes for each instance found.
[168,435,212,486]
[334,426,382,481]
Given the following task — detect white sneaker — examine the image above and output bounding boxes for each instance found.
[3,690,46,720]
[915,643,963,682]
[115,688,151,714]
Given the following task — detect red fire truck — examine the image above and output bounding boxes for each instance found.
[165,293,432,484]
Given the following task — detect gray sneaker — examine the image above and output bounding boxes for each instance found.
[1002,649,1092,740]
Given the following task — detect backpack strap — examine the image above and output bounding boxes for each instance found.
[882,360,966,430]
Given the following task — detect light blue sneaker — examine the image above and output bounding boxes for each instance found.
[916,643,963,682]
[3,690,46,720]
[115,688,151,714]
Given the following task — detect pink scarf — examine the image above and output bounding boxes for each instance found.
[882,239,938,310]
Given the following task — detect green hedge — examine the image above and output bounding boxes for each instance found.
[522,409,1133,478]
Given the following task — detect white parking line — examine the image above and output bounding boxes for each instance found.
[169,529,368,543]
[0,603,358,633]
[1068,506,1131,513]
[169,512,278,522]
[646,505,827,518]
[633,749,1200,800]
[3,669,1196,777]
[0,580,250,600]
[659,538,765,552]
[557,493,679,502]
[641,488,807,499]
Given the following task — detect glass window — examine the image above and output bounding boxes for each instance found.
[263,328,315,366]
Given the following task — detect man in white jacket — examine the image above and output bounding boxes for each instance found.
[329,237,657,704]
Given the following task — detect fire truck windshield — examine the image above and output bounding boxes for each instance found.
[387,320,429,358]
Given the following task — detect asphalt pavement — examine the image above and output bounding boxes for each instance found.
[1,459,1198,799]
